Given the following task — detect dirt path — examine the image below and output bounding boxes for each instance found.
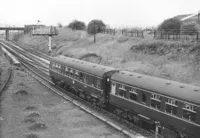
[0,48,127,138]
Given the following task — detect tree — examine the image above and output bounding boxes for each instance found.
[87,19,106,43]
[57,22,63,28]
[158,18,182,34]
[87,19,106,35]
[68,20,86,30]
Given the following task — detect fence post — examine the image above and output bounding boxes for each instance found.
[197,32,199,41]
[142,31,144,38]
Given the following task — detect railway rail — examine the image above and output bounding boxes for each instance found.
[0,40,158,138]
[0,68,12,96]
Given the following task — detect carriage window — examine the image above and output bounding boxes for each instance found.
[86,75,93,86]
[73,70,77,79]
[165,98,178,115]
[96,78,101,88]
[151,94,161,110]
[70,69,74,73]
[119,84,125,90]
[142,93,147,103]
[57,64,61,69]
[68,68,73,77]
[182,103,197,122]
[65,67,68,76]
[129,88,138,101]
[118,90,126,98]
[75,70,79,75]
[79,72,83,81]
[61,66,65,74]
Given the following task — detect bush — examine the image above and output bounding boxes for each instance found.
[57,22,63,28]
[87,19,106,35]
[68,20,86,30]
[158,18,182,34]
[181,23,197,35]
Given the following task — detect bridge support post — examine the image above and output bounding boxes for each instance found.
[48,35,52,53]
[6,29,9,41]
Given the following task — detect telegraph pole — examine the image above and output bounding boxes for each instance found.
[93,21,96,43]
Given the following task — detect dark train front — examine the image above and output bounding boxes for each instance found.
[49,56,200,138]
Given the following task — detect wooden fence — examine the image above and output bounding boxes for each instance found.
[154,31,200,42]
[103,29,144,38]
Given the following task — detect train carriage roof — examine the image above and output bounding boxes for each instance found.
[51,56,117,77]
[111,71,200,105]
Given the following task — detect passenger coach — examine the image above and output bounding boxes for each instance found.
[49,56,117,106]
[109,71,200,137]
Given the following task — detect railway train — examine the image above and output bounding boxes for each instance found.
[49,55,200,138]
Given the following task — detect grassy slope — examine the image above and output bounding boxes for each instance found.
[16,28,200,86]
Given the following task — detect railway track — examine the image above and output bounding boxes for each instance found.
[0,68,12,96]
[1,40,159,138]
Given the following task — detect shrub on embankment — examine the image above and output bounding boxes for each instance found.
[131,40,200,63]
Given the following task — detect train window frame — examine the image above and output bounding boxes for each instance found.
[165,98,178,115]
[119,84,125,90]
[57,64,60,69]
[75,70,79,75]
[118,90,126,98]
[166,98,178,107]
[151,94,161,101]
[150,94,161,110]
[183,103,197,113]
[129,88,138,95]
[142,93,147,104]
[182,103,197,122]
[96,78,101,88]
[129,88,138,101]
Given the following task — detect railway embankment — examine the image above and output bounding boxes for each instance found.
[13,28,200,85]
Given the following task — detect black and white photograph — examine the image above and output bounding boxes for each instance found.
[0,0,200,138]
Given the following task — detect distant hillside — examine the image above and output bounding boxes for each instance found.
[13,28,200,86]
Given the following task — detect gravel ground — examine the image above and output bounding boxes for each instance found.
[0,48,128,138]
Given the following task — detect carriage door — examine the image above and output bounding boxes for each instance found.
[111,81,116,95]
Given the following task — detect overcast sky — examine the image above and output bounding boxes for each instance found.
[0,0,199,28]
